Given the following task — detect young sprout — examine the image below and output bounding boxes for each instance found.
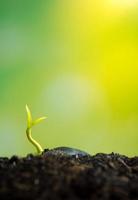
[26,105,47,155]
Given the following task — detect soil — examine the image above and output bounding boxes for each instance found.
[0,150,138,200]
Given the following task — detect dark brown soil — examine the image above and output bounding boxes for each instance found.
[0,151,138,200]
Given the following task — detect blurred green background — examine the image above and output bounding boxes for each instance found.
[0,0,138,157]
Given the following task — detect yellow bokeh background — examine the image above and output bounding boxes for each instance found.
[0,0,138,156]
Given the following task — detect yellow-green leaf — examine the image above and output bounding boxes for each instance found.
[32,117,47,126]
[26,104,33,128]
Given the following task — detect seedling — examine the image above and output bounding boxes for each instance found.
[26,105,89,157]
[26,105,47,155]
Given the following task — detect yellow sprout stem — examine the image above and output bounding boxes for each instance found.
[26,128,43,154]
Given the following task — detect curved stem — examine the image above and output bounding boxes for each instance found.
[26,128,43,154]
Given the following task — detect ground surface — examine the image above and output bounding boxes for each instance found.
[0,150,138,200]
